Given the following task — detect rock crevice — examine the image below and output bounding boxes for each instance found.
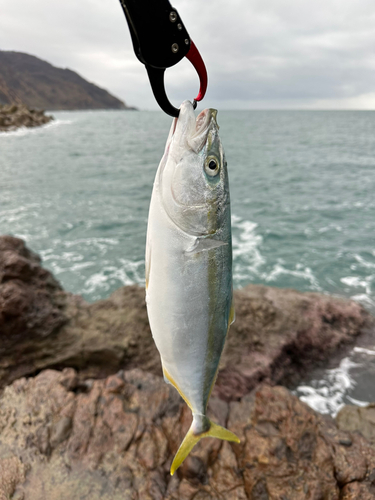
[1,370,375,499]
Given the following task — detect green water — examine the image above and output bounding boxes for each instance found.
[1,110,374,306]
[1,109,374,413]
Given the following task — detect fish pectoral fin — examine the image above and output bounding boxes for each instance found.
[229,300,235,325]
[170,417,240,475]
[185,237,228,254]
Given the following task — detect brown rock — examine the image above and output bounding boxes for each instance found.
[0,236,68,386]
[336,403,375,445]
[0,103,53,132]
[216,284,372,401]
[0,236,372,398]
[1,370,375,499]
[0,457,26,500]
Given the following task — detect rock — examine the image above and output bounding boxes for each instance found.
[336,404,375,445]
[0,235,68,386]
[0,235,373,396]
[0,103,53,132]
[216,284,373,401]
[0,457,26,500]
[1,369,375,499]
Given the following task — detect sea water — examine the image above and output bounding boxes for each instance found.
[1,109,374,415]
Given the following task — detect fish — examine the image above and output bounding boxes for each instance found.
[145,100,239,475]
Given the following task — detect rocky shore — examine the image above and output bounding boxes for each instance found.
[0,103,53,132]
[1,235,375,499]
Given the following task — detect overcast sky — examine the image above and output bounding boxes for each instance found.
[2,0,375,110]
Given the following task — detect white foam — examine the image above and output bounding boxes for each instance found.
[318,224,343,233]
[354,347,375,356]
[354,254,375,269]
[231,214,266,284]
[340,274,375,308]
[83,259,145,297]
[265,263,321,290]
[351,293,375,308]
[295,357,359,416]
[346,395,369,407]
[0,119,72,137]
[63,237,119,253]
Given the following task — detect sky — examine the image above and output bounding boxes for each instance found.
[2,0,375,110]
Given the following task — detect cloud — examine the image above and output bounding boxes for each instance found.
[1,0,375,109]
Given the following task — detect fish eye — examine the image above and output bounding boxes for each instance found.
[204,156,220,177]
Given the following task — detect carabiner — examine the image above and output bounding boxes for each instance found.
[119,0,208,117]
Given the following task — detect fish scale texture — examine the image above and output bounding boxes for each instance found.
[1,368,375,499]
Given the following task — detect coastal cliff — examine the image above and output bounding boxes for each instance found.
[0,51,134,110]
[0,235,374,499]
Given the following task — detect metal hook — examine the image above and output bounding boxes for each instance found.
[146,65,180,117]
[146,40,208,117]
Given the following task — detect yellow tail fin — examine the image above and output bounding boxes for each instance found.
[170,417,240,475]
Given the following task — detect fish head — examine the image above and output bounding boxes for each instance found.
[159,100,230,236]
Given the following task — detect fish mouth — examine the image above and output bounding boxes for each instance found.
[194,108,218,135]
[160,101,219,177]
[166,101,219,155]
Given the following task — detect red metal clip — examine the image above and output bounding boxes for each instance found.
[185,40,208,103]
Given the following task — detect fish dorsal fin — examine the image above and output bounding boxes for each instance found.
[186,237,228,254]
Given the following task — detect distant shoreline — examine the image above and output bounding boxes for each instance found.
[46,107,138,112]
[0,103,53,132]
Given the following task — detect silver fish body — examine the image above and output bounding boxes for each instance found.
[145,100,238,474]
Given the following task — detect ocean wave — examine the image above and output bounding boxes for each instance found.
[265,262,321,290]
[354,347,375,356]
[82,259,145,300]
[295,342,375,416]
[61,237,119,253]
[0,119,72,137]
[0,204,41,224]
[354,253,375,269]
[231,214,324,292]
[231,214,265,285]
[294,357,360,416]
[341,274,374,308]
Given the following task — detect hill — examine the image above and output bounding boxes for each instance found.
[0,51,133,110]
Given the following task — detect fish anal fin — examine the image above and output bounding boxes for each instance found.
[170,417,240,475]
[163,366,193,411]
